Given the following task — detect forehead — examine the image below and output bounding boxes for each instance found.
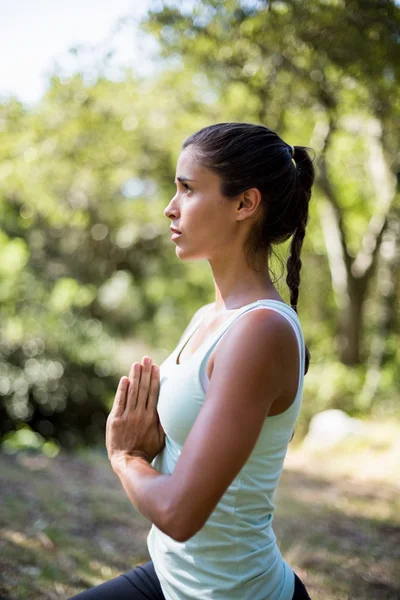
[175,146,215,183]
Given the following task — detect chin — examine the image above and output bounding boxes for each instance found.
[175,247,204,261]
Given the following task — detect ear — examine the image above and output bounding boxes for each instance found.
[236,188,262,222]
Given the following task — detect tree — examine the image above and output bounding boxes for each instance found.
[142,0,400,365]
[0,72,211,446]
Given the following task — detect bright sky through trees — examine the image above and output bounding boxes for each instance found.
[0,0,150,107]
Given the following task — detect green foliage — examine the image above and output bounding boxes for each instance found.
[0,1,399,447]
[0,71,213,446]
[1,424,60,457]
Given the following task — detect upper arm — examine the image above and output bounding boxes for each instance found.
[166,309,296,542]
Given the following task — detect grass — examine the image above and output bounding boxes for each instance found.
[0,420,399,599]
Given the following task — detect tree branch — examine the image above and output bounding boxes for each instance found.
[351,120,397,279]
[311,117,352,310]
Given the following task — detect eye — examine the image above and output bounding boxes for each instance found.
[175,180,192,193]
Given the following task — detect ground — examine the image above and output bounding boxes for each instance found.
[0,420,399,599]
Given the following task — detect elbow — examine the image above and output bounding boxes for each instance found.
[168,527,192,543]
[162,503,202,543]
[169,524,199,543]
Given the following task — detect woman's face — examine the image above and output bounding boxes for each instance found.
[164,146,238,261]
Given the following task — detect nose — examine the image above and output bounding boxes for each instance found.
[164,194,180,220]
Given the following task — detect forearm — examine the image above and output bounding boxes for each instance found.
[111,453,174,535]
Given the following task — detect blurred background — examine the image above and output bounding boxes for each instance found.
[0,1,399,598]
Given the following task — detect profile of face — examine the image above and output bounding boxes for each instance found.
[164,146,252,261]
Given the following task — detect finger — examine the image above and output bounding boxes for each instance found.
[128,361,139,383]
[147,364,160,411]
[136,356,153,409]
[126,363,141,410]
[111,377,129,417]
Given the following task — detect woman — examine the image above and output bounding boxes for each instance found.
[71,123,313,599]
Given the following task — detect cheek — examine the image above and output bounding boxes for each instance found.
[185,198,208,224]
[185,195,230,238]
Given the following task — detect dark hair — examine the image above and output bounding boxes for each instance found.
[182,122,314,375]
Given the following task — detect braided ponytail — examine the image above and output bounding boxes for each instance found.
[286,146,315,375]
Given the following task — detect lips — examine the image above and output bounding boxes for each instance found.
[170,227,182,234]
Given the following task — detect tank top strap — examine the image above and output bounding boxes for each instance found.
[173,303,244,363]
[198,299,305,384]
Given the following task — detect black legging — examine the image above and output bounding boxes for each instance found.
[69,560,311,599]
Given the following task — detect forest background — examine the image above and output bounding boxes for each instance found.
[1,0,398,452]
[1,1,399,598]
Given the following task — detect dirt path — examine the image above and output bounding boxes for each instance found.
[0,444,399,599]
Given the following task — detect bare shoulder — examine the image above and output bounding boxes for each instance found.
[212,306,299,388]
[221,305,297,352]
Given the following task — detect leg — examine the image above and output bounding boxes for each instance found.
[69,561,165,600]
[293,572,312,599]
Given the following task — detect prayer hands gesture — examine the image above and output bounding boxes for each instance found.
[106,356,165,466]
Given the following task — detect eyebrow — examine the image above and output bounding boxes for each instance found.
[175,176,197,183]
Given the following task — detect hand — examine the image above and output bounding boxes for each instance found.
[106,356,165,466]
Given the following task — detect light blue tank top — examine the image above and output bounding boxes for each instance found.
[147,299,305,600]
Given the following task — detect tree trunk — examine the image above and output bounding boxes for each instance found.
[312,116,397,365]
[359,207,400,407]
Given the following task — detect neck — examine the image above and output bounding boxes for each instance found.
[209,252,281,312]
